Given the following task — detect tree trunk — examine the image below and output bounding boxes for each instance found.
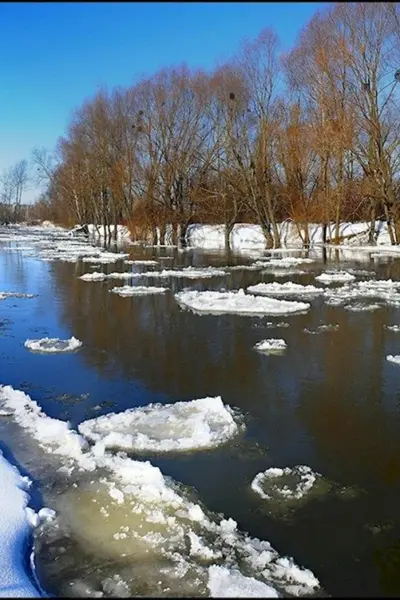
[224,221,235,252]
[260,221,274,249]
[152,226,158,246]
[368,200,376,245]
[159,224,166,245]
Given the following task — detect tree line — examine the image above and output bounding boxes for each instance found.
[29,2,400,248]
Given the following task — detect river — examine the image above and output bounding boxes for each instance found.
[1,225,400,597]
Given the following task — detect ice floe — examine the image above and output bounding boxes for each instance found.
[132,266,228,279]
[0,385,321,597]
[254,339,287,354]
[175,289,310,316]
[0,291,36,300]
[126,260,159,266]
[323,279,400,307]
[79,396,241,453]
[24,336,82,354]
[265,269,308,278]
[344,302,382,312]
[315,271,356,284]
[106,271,136,280]
[386,325,400,332]
[386,355,400,365]
[110,285,169,296]
[264,257,315,268]
[247,282,324,298]
[207,565,278,598]
[79,272,107,282]
[251,466,320,502]
[304,324,339,334]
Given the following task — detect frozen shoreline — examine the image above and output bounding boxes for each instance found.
[0,449,40,597]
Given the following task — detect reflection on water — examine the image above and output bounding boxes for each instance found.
[2,233,400,595]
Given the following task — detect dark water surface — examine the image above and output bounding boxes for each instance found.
[2,229,400,596]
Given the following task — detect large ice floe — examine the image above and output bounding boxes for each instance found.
[0,385,321,597]
[315,271,356,284]
[106,271,136,280]
[251,466,320,503]
[110,285,169,297]
[254,339,287,354]
[0,449,39,597]
[175,289,310,317]
[78,397,241,454]
[131,266,228,279]
[323,278,400,307]
[24,336,82,354]
[247,282,324,298]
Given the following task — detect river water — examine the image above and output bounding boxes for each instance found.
[2,226,400,597]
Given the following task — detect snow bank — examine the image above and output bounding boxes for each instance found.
[86,224,131,241]
[0,450,39,597]
[315,271,356,284]
[254,339,287,354]
[175,289,310,317]
[110,285,169,296]
[24,337,82,354]
[78,396,241,453]
[79,272,107,282]
[1,385,321,597]
[132,266,228,279]
[251,466,319,502]
[247,282,324,298]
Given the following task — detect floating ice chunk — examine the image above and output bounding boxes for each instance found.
[265,257,315,268]
[110,285,169,296]
[387,355,400,365]
[24,336,82,353]
[315,271,355,284]
[251,466,319,502]
[132,266,228,279]
[79,272,107,281]
[79,396,241,453]
[247,282,324,298]
[207,565,278,598]
[254,339,287,354]
[175,289,310,316]
[344,302,382,312]
[304,324,339,334]
[0,385,89,464]
[82,254,124,264]
[266,269,307,278]
[126,260,159,266]
[386,325,400,332]
[0,291,36,300]
[107,272,135,280]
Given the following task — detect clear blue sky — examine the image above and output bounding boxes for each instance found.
[0,1,326,203]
